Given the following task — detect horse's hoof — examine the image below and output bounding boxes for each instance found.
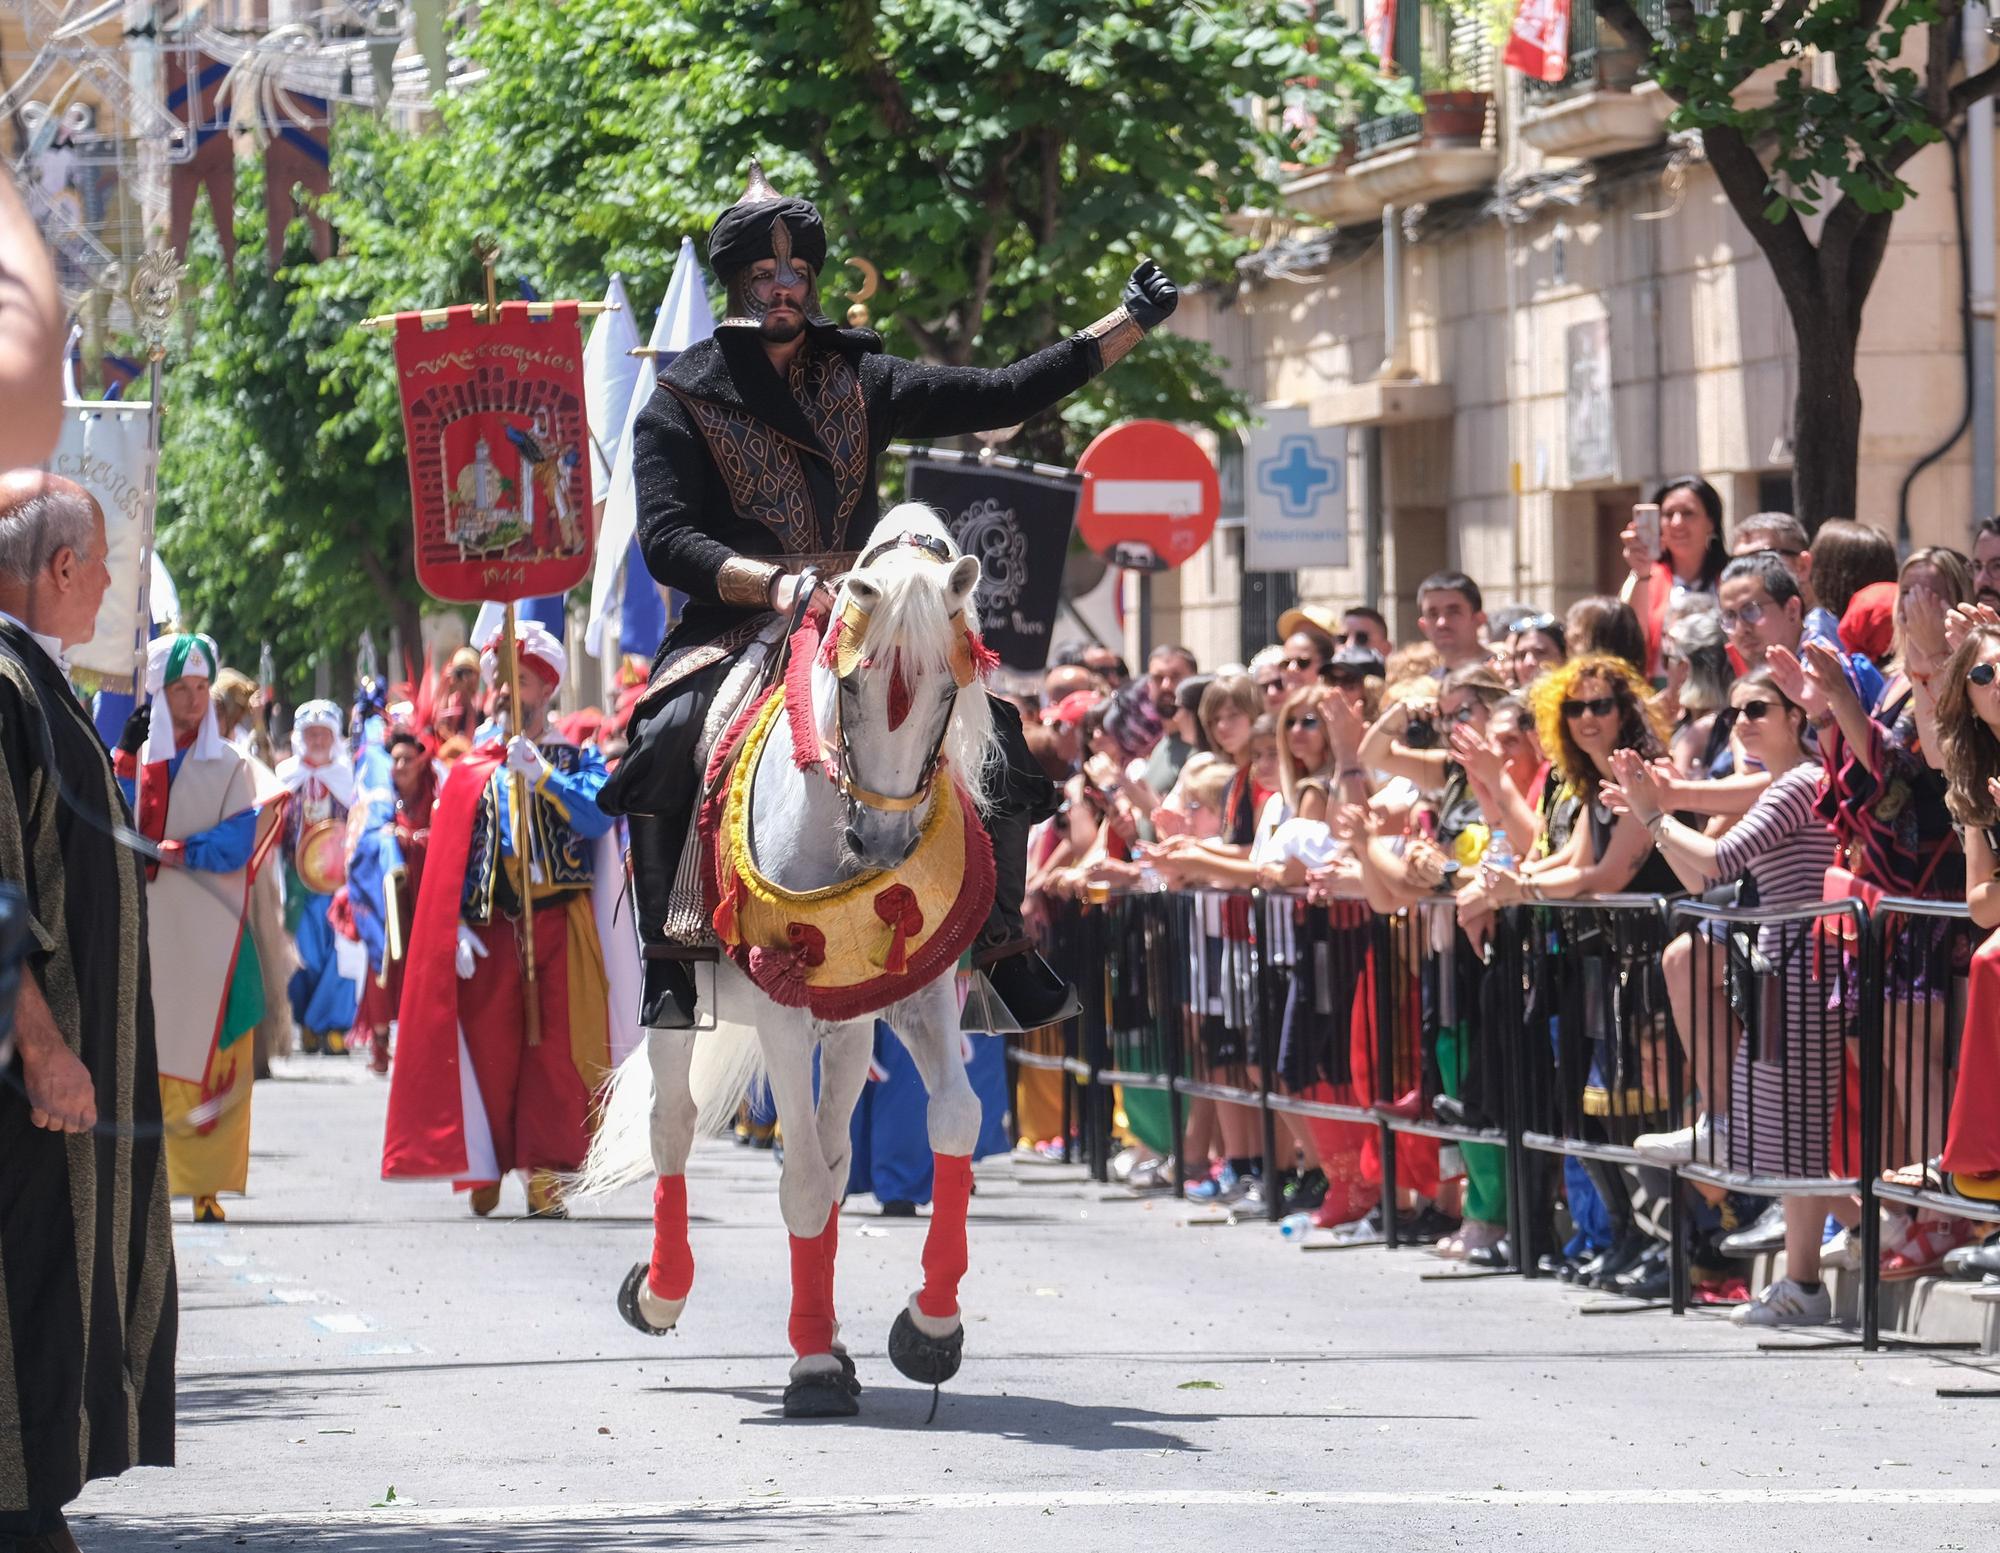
[888,1306,963,1386]
[616,1263,682,1336]
[782,1371,860,1419]
[832,1344,862,1397]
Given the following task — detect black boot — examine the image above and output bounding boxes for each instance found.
[601,662,728,1030]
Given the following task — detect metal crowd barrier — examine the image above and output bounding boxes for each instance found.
[1013,884,1998,1351]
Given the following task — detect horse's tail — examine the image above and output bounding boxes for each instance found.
[569,1020,768,1202]
[570,1045,656,1199]
[689,1017,765,1141]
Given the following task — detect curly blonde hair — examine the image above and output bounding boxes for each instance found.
[1530,652,1666,789]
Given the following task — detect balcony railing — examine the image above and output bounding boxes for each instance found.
[1524,0,1710,101]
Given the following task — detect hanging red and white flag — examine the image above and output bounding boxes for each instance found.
[1364,0,1397,69]
[1504,0,1572,84]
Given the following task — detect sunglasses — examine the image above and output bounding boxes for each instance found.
[1561,695,1618,720]
[1719,601,1768,631]
[1735,699,1778,721]
[1283,655,1320,670]
[1286,715,1323,730]
[1972,662,1999,687]
[1508,613,1559,637]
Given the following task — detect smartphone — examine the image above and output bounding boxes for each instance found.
[1631,502,1661,558]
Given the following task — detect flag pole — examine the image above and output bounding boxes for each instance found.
[476,238,542,1048]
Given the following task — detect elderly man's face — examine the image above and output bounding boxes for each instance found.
[301,725,336,763]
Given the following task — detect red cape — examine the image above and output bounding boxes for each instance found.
[381,746,504,1179]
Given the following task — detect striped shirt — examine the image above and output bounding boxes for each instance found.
[1707,762,1836,907]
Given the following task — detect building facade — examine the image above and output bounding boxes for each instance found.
[1150,4,1987,663]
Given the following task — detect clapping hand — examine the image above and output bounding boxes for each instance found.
[1608,746,1664,824]
[1946,601,2000,654]
[1801,638,1857,717]
[1316,687,1368,761]
[1449,723,1504,790]
[1902,584,1950,672]
[1763,645,1826,719]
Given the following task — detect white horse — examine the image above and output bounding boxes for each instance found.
[580,503,999,1418]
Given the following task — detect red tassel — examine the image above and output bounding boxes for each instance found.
[872,883,924,977]
[966,630,1001,677]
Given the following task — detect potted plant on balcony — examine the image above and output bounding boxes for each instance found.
[1418,49,1490,146]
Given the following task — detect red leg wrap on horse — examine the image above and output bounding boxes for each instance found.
[917,1153,973,1321]
[786,1206,839,1358]
[648,1175,695,1301]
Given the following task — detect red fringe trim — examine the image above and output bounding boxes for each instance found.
[785,617,824,770]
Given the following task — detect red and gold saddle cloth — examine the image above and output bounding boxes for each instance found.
[698,625,993,1023]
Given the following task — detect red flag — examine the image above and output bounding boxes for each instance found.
[1504,0,1572,84]
[393,301,595,604]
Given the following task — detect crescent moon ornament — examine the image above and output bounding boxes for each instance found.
[845,258,880,303]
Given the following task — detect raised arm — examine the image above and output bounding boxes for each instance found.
[880,262,1178,440]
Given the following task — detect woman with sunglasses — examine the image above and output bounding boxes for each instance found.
[1933,621,2000,1230]
[1460,655,1681,1283]
[1611,666,1844,1327]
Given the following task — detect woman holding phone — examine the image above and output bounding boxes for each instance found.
[1620,476,1730,678]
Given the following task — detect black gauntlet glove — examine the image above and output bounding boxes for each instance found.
[1122,259,1179,331]
[118,702,151,756]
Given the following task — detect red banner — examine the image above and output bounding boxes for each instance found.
[1504,0,1572,84]
[393,301,595,604]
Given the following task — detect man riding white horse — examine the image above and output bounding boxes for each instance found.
[602,160,1179,1034]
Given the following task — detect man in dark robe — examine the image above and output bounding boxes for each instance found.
[611,161,1178,1032]
[0,471,176,1551]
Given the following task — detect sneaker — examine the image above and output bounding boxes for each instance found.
[1230,1176,1266,1214]
[1126,1157,1175,1193]
[1729,1277,1832,1327]
[1282,1167,1329,1213]
[1819,1227,1859,1272]
[1185,1163,1239,1204]
[1110,1147,1146,1183]
[1634,1114,1723,1166]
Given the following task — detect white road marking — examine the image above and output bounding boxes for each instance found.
[309,1313,378,1334]
[90,1487,2000,1531]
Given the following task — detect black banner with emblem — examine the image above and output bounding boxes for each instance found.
[905,458,1080,673]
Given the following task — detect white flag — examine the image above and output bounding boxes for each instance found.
[584,237,715,658]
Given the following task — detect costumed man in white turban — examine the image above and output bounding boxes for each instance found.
[278,697,360,1053]
[383,620,615,1217]
[113,633,287,1222]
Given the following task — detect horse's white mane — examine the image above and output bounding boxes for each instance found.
[823,502,997,813]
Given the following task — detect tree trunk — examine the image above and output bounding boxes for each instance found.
[1787,300,1864,529]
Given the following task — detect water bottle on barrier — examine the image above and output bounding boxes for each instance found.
[1278,1211,1315,1243]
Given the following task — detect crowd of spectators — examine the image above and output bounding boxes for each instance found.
[1010,488,2000,1325]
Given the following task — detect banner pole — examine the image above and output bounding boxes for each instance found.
[127,247,185,698]
[478,239,543,1047]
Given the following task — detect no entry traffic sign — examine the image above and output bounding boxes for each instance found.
[1075,419,1220,572]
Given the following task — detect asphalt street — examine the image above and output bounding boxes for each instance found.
[70,1057,2000,1552]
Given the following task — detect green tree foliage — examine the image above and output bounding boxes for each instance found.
[156,172,426,701]
[166,0,1392,686]
[1596,0,2000,525]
